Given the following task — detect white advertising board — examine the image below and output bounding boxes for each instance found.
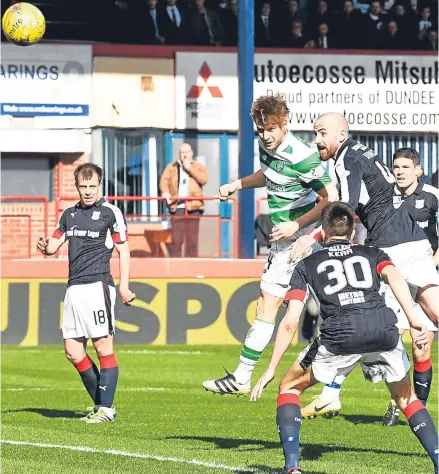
[176,52,438,133]
[0,44,92,129]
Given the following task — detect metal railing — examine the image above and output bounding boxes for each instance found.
[56,195,239,258]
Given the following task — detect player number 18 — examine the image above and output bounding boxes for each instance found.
[93,310,106,325]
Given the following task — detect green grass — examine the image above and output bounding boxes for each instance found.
[1,344,437,474]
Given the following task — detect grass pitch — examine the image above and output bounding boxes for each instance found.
[1,344,437,473]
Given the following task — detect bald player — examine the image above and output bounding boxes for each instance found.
[293,113,439,423]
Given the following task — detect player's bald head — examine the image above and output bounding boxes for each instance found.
[315,113,349,134]
[313,113,350,161]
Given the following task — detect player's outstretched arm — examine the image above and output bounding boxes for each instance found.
[217,170,265,201]
[381,265,429,350]
[37,236,64,256]
[115,241,136,306]
[250,299,303,401]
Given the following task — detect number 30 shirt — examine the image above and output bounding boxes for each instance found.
[285,240,399,355]
[334,138,426,248]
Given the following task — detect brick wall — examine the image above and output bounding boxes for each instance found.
[53,153,89,199]
[1,153,89,259]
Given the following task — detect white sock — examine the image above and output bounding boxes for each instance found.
[233,318,275,384]
[321,381,342,401]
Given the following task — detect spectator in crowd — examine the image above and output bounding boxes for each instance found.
[187,0,223,45]
[384,0,416,14]
[219,0,238,45]
[363,1,388,48]
[255,2,276,46]
[139,0,166,44]
[305,38,317,47]
[287,0,308,25]
[316,22,335,47]
[381,20,406,48]
[420,27,438,49]
[276,0,308,44]
[159,0,188,44]
[335,0,362,48]
[418,6,434,40]
[3,0,436,50]
[159,143,208,258]
[308,0,334,35]
[391,3,416,40]
[284,20,308,46]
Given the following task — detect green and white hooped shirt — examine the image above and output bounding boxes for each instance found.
[259,131,332,226]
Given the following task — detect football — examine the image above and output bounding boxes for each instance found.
[2,2,46,46]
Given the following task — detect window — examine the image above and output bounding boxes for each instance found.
[1,155,53,199]
[102,130,164,218]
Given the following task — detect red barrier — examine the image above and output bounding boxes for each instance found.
[56,195,239,258]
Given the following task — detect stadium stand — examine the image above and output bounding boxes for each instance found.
[1,0,437,49]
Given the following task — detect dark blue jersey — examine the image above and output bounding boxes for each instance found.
[335,138,426,247]
[54,198,128,286]
[394,182,439,253]
[286,240,399,355]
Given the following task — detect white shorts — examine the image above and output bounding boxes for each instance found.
[392,302,438,332]
[382,239,439,289]
[260,227,322,298]
[298,338,410,385]
[380,239,438,332]
[62,281,116,340]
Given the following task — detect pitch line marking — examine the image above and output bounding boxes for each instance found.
[0,439,252,472]
[3,387,167,392]
[2,349,206,355]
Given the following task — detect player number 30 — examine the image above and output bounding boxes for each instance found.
[317,255,374,295]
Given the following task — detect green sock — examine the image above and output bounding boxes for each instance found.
[233,318,275,384]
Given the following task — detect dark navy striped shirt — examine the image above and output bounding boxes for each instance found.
[335,138,426,248]
[394,182,439,253]
[53,198,128,286]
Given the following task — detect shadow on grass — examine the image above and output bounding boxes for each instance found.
[2,408,84,419]
[247,468,326,474]
[168,435,419,460]
[240,466,327,474]
[340,414,405,426]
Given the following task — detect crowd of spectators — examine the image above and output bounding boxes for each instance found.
[1,0,438,49]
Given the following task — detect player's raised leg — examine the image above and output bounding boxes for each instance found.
[202,96,336,396]
[202,288,281,395]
